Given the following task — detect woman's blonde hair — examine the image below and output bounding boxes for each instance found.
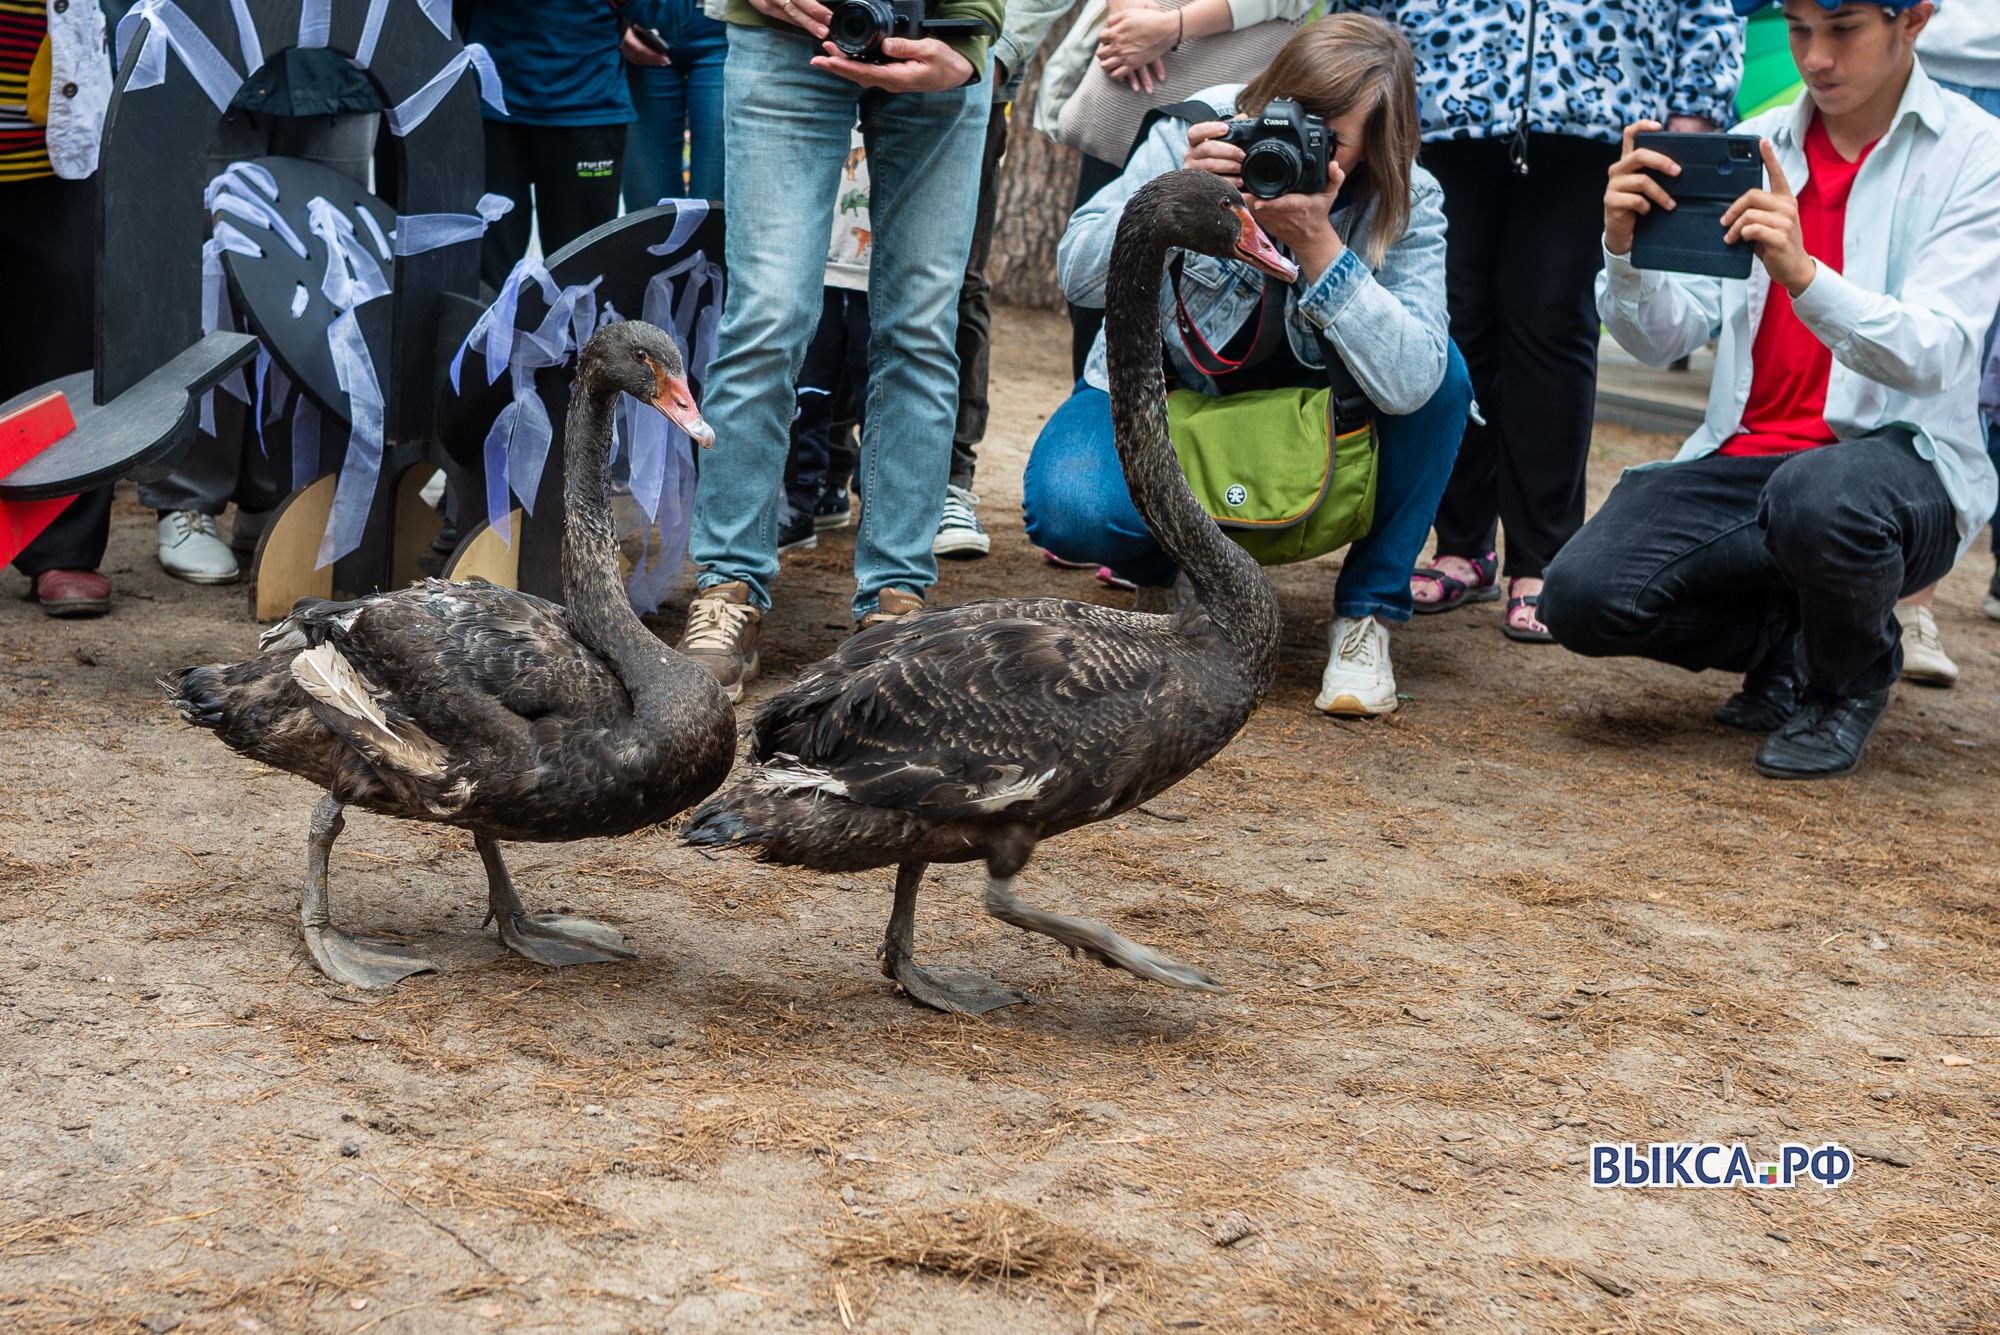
[1238,14,1419,268]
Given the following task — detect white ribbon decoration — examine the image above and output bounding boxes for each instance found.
[115,0,248,112]
[306,195,392,311]
[384,43,507,137]
[392,193,513,256]
[317,308,388,568]
[227,0,260,78]
[297,0,329,48]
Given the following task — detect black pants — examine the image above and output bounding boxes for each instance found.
[950,99,1009,490]
[480,122,628,292]
[1067,153,1122,381]
[0,174,111,577]
[1424,133,1619,579]
[1540,434,1961,699]
[785,287,870,514]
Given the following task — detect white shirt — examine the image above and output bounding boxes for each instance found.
[1596,59,2000,554]
[1915,1,2000,93]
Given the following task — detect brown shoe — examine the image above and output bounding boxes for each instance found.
[677,580,761,701]
[855,586,925,633]
[32,569,111,618]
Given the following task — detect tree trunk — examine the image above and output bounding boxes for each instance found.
[989,15,1083,312]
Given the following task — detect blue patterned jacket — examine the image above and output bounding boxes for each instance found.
[1332,0,1742,145]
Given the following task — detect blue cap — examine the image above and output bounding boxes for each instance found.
[1732,0,1926,14]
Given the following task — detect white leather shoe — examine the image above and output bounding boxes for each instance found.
[158,511,240,584]
[1895,604,1957,687]
[1315,614,1399,716]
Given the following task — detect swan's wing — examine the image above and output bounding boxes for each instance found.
[750,600,1237,824]
[268,579,627,730]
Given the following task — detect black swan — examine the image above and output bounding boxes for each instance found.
[166,321,736,989]
[682,170,1297,1014]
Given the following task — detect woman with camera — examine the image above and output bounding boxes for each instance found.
[1022,14,1471,719]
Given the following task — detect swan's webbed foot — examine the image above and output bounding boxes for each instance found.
[304,925,440,990]
[880,944,1034,1016]
[498,910,635,967]
[878,861,1032,1016]
[984,877,1223,994]
[478,837,634,969]
[300,795,438,990]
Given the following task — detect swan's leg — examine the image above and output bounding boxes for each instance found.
[876,861,1032,1016]
[983,877,1223,993]
[300,795,439,989]
[477,837,634,967]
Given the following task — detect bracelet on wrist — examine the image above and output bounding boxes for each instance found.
[1173,10,1183,49]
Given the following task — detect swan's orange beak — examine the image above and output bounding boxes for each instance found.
[651,367,715,448]
[1231,205,1298,283]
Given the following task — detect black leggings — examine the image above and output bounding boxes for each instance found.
[480,121,629,292]
[1423,133,1620,579]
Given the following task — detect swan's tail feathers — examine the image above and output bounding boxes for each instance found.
[162,665,231,730]
[681,797,765,850]
[290,644,450,780]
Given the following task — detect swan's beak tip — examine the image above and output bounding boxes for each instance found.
[652,370,716,447]
[1231,205,1298,283]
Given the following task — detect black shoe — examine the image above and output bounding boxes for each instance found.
[777,507,817,554]
[1753,688,1889,780]
[1714,634,1801,733]
[814,484,852,531]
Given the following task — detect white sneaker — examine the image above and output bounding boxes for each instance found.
[933,484,990,559]
[1895,603,1958,687]
[1315,614,1398,716]
[157,511,240,585]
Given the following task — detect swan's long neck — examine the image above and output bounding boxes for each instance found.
[1106,199,1281,695]
[561,380,704,722]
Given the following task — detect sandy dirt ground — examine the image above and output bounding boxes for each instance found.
[2,306,1998,1335]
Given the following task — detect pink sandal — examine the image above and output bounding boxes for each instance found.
[1503,578,1554,643]
[1410,551,1500,614]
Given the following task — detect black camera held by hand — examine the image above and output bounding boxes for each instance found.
[1222,100,1330,199]
[828,0,992,63]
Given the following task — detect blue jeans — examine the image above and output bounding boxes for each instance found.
[1022,343,1473,623]
[623,0,730,206]
[690,24,989,617]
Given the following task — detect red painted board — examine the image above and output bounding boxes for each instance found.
[0,389,78,567]
[0,389,77,474]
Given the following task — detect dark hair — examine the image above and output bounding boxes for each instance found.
[1238,14,1419,266]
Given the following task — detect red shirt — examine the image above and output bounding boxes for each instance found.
[1719,117,1877,457]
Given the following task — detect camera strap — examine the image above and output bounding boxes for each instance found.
[1169,263,1372,432]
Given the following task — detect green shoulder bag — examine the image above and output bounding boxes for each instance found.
[1162,267,1379,567]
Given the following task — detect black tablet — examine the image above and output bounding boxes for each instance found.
[1629,132,1762,280]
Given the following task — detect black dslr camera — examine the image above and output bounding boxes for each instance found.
[828,0,992,62]
[1221,99,1330,199]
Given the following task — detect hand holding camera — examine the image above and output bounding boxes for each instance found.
[1185,101,1343,283]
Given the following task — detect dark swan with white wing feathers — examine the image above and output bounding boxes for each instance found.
[165,322,734,989]
[684,170,1300,1014]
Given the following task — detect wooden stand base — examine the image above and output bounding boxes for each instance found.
[249,473,337,621]
[442,511,524,588]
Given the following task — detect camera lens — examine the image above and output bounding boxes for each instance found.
[1241,141,1303,199]
[830,0,889,57]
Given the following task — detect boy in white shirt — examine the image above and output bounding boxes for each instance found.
[1540,0,2000,779]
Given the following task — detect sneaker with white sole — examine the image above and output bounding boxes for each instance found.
[677,580,762,701]
[933,484,990,559]
[157,511,240,584]
[855,585,926,633]
[1895,603,1958,687]
[1315,614,1399,716]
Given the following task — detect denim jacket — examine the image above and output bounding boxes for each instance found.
[1332,0,1741,145]
[1059,85,1451,414]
